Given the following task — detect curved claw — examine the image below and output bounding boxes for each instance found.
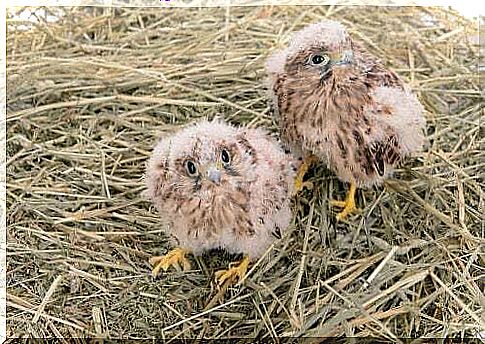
[333,198,357,221]
[215,256,250,286]
[331,181,358,221]
[149,248,191,277]
[293,181,314,196]
[292,155,318,196]
[330,200,347,207]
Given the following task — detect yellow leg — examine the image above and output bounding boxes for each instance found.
[293,155,318,195]
[330,181,358,221]
[149,248,191,277]
[214,256,250,286]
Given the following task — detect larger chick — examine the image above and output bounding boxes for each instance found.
[266,20,426,220]
[145,120,296,285]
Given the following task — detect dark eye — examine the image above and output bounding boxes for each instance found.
[185,160,198,176]
[221,149,231,164]
[310,54,329,65]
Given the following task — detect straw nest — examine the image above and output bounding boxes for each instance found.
[6,5,484,340]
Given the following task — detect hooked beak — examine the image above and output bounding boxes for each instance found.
[207,166,222,185]
[330,50,354,67]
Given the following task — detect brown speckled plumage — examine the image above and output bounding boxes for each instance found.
[266,20,426,188]
[145,120,296,261]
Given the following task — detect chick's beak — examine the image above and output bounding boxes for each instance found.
[332,50,354,67]
[207,166,222,185]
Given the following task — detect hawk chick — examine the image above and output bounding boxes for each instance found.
[145,120,296,285]
[266,20,426,220]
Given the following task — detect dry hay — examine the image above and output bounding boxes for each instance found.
[6,5,484,340]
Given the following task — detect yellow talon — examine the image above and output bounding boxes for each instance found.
[293,155,318,196]
[215,256,250,286]
[331,181,358,221]
[149,248,191,277]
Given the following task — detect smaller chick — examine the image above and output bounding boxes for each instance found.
[145,120,296,286]
[266,20,426,220]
